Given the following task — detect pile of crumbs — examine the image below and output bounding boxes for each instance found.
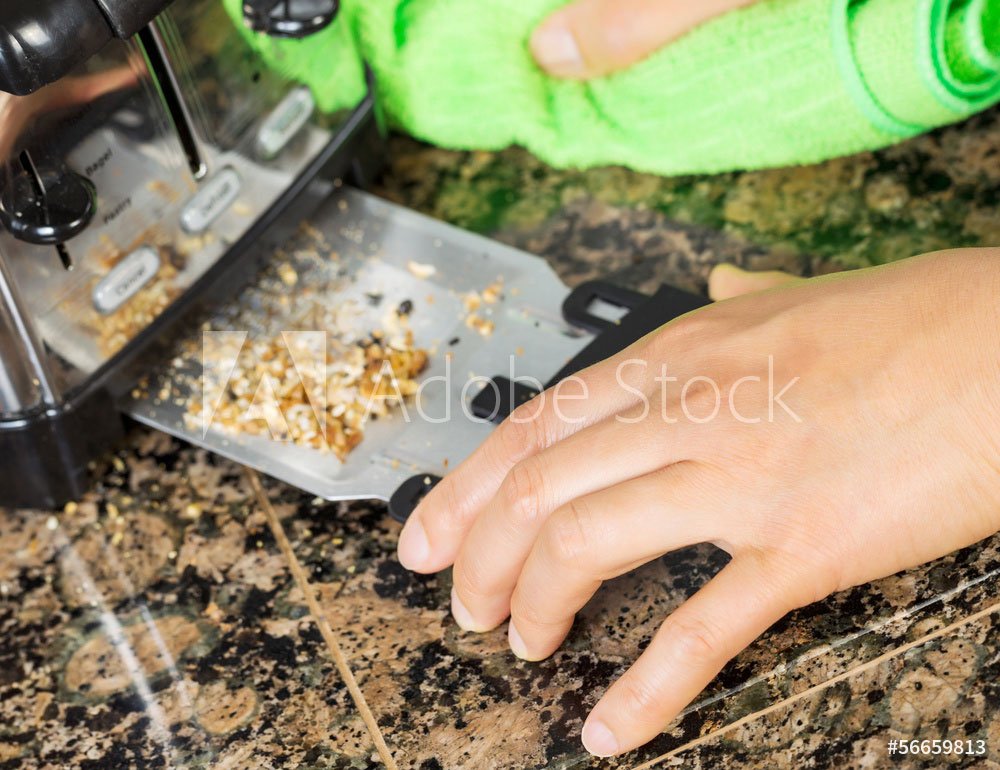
[462,279,504,338]
[136,221,514,460]
[187,318,427,460]
[154,224,429,461]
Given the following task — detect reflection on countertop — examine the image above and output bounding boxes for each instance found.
[2,106,1000,769]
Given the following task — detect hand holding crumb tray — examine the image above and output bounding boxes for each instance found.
[3,0,1000,766]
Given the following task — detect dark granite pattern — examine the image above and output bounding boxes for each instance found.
[2,105,1000,768]
[379,108,1000,280]
[0,438,379,769]
[649,606,1000,770]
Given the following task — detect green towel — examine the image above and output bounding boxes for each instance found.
[225,0,1000,176]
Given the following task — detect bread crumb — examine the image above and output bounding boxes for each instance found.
[466,314,495,337]
[278,263,299,286]
[407,260,436,279]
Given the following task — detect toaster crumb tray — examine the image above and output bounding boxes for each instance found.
[125,188,594,503]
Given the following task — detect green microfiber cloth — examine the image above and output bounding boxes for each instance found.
[224,0,1000,176]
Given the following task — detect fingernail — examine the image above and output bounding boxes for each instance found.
[508,620,530,659]
[450,587,479,632]
[397,520,430,571]
[581,719,619,758]
[530,20,586,77]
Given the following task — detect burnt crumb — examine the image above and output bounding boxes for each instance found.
[448,336,461,346]
[365,292,384,306]
[162,245,187,271]
[397,299,414,316]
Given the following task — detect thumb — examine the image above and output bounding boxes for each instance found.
[530,0,760,80]
[708,264,803,301]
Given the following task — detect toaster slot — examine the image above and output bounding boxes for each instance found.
[137,25,207,180]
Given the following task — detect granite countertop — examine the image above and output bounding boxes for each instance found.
[2,106,1000,770]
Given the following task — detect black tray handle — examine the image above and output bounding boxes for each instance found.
[388,474,442,523]
[548,282,710,386]
[561,279,649,334]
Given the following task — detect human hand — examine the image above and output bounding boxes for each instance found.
[531,0,762,79]
[397,251,1000,756]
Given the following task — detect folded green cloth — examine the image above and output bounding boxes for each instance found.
[225,0,1000,176]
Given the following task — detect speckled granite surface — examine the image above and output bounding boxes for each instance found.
[2,106,1000,769]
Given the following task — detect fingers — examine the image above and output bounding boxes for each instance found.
[582,554,799,757]
[708,264,803,301]
[506,464,732,659]
[397,352,650,574]
[531,0,759,79]
[450,410,720,632]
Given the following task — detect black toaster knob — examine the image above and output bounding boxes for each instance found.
[243,0,339,38]
[0,154,96,246]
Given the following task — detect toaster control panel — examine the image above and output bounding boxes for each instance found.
[255,87,316,160]
[92,246,161,315]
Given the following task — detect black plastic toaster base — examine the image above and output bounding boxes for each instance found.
[0,388,124,510]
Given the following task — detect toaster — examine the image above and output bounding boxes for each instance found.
[0,0,708,514]
[0,0,382,508]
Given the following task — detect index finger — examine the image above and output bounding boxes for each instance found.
[396,345,656,574]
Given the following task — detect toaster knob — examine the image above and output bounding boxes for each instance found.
[243,0,338,38]
[0,155,96,246]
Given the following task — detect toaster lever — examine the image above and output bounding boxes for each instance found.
[92,0,177,39]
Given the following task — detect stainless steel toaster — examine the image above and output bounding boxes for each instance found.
[0,0,708,514]
[0,0,382,508]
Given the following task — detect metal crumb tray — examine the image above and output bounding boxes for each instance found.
[125,188,595,504]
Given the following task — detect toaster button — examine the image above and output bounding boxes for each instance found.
[92,246,161,315]
[255,87,315,160]
[180,167,242,233]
